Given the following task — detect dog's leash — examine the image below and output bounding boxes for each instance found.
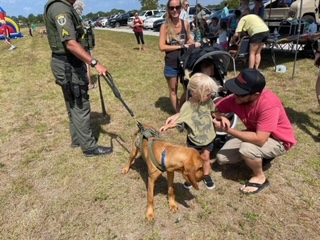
[101,72,145,131]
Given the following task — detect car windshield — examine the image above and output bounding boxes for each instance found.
[152,11,165,17]
[139,11,146,16]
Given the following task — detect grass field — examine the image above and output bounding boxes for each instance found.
[0,28,319,240]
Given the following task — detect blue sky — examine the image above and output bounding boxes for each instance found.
[0,0,221,17]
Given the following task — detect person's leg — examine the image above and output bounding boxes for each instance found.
[201,149,211,176]
[134,32,141,50]
[166,76,179,112]
[238,139,286,193]
[253,43,265,69]
[249,43,259,68]
[140,32,145,50]
[216,138,242,165]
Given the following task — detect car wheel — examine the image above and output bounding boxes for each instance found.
[115,22,120,28]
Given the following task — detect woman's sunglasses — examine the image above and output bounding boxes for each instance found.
[169,5,181,11]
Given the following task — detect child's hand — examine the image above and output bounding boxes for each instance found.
[213,116,230,132]
[159,126,167,133]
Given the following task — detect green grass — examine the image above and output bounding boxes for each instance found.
[0,28,319,239]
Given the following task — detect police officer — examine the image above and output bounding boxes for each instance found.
[44,0,112,157]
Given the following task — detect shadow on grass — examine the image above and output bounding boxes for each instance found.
[128,156,199,208]
[286,107,320,142]
[155,96,175,115]
[261,48,314,70]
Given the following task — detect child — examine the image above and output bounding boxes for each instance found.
[216,21,228,50]
[160,73,220,190]
[1,20,16,50]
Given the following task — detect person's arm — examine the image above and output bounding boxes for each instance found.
[213,110,270,146]
[160,113,180,132]
[65,40,108,76]
[185,21,195,45]
[220,127,271,147]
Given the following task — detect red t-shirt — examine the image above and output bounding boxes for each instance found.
[133,18,143,33]
[2,25,10,37]
[216,89,297,150]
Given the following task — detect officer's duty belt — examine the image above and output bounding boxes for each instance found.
[52,53,69,61]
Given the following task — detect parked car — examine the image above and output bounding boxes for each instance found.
[109,13,130,28]
[101,18,109,27]
[153,18,165,32]
[144,11,166,29]
[127,17,134,28]
[95,17,107,27]
[138,9,161,22]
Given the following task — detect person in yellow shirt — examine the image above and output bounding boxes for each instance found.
[231,14,269,70]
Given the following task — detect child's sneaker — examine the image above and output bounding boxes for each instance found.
[203,175,215,190]
[183,181,192,190]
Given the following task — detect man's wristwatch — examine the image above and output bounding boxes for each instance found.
[90,59,98,67]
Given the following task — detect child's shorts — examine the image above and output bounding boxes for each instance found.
[187,138,214,152]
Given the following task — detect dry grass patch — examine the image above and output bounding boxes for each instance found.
[0,28,319,239]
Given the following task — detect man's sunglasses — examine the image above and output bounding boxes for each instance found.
[169,5,181,11]
[235,93,250,98]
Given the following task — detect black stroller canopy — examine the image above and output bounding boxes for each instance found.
[180,44,233,85]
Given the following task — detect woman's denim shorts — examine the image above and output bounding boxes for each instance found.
[164,65,180,78]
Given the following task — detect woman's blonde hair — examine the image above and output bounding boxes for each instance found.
[188,73,218,103]
[165,0,182,43]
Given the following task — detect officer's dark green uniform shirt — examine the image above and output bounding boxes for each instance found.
[44,0,82,55]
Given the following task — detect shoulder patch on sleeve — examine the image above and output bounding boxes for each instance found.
[56,14,67,26]
[62,28,70,37]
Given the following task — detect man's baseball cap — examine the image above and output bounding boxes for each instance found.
[224,68,266,95]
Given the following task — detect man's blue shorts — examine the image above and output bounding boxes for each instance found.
[164,65,180,78]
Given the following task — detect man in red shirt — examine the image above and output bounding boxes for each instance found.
[213,68,297,194]
[1,20,16,50]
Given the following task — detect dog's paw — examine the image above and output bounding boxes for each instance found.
[146,211,155,221]
[169,203,179,213]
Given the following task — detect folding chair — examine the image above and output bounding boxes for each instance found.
[229,36,250,71]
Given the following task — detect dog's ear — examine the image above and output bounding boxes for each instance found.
[183,159,200,190]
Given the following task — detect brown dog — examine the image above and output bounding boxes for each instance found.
[122,125,204,221]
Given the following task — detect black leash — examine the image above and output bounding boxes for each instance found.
[97,75,107,117]
[101,72,145,131]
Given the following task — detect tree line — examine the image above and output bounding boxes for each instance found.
[8,0,242,25]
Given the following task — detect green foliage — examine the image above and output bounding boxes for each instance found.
[139,0,159,10]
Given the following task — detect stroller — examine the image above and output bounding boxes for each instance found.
[179,43,238,147]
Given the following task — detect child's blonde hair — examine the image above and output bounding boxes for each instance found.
[188,73,218,102]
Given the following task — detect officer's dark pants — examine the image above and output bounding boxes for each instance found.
[51,57,97,152]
